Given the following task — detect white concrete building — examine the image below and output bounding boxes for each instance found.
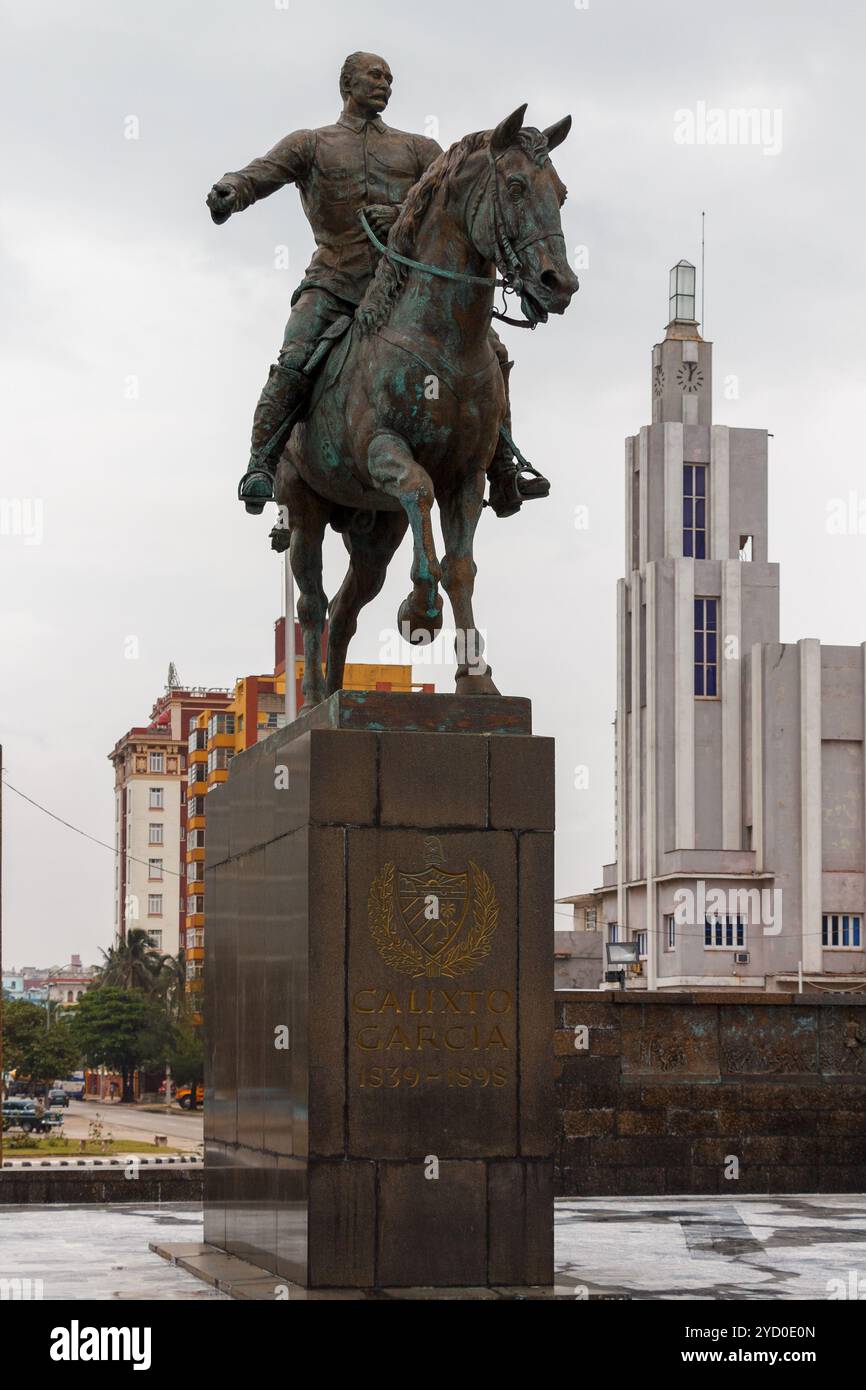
[110,732,184,958]
[565,262,866,992]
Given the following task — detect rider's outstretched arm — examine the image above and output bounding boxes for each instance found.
[209,129,316,219]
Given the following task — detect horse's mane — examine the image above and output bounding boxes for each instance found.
[355,126,559,335]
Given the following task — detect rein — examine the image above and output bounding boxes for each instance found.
[359,210,509,289]
[358,148,558,331]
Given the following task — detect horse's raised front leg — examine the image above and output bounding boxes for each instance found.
[367,430,443,644]
[326,510,408,695]
[281,469,329,711]
[438,470,501,696]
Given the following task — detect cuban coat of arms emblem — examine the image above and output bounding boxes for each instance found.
[367,838,499,979]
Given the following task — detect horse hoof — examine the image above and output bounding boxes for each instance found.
[298,694,325,715]
[398,595,443,646]
[455,671,501,696]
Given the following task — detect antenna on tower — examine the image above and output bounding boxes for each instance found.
[166,662,181,691]
[700,210,706,332]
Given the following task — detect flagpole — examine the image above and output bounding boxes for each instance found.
[284,543,297,724]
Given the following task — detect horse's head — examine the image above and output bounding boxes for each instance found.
[468,104,579,325]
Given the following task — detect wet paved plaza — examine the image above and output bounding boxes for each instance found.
[1,1196,864,1300]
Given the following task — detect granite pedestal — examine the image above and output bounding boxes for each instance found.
[203,691,554,1288]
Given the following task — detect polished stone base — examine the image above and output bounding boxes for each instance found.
[151,1239,553,1299]
[203,692,554,1288]
[152,1192,866,1300]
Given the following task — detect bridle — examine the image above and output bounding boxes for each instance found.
[358,143,566,329]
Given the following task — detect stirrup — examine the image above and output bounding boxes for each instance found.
[485,462,551,519]
[516,469,550,501]
[238,467,275,516]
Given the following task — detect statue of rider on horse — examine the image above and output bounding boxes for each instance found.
[207,51,561,523]
[206,52,578,703]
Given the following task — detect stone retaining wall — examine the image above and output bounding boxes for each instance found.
[0,1163,203,1204]
[555,991,866,1195]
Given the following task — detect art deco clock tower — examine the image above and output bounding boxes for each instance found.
[651,260,712,426]
[604,260,781,989]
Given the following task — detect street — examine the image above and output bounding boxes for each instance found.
[59,1100,202,1153]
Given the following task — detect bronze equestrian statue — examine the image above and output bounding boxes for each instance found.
[207,52,554,520]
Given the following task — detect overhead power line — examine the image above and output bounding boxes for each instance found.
[1,775,181,877]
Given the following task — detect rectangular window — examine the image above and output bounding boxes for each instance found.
[704,916,746,949]
[207,712,236,739]
[665,914,676,951]
[585,908,597,932]
[186,927,204,949]
[148,858,163,881]
[148,823,164,845]
[694,597,719,698]
[822,914,862,949]
[609,924,619,944]
[738,534,754,562]
[147,894,163,916]
[683,463,707,559]
[207,746,235,775]
[634,931,648,960]
[146,929,163,949]
[187,894,205,916]
[149,786,163,809]
[149,752,165,773]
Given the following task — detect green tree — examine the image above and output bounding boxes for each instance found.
[70,988,169,1103]
[2,1000,81,1089]
[97,929,162,993]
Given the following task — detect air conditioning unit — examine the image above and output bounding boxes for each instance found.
[734,951,750,965]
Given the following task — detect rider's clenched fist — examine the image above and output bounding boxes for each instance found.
[207,181,238,225]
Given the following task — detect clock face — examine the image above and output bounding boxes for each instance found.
[652,364,665,398]
[676,361,704,394]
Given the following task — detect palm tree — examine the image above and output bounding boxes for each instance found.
[152,949,188,1024]
[97,929,162,993]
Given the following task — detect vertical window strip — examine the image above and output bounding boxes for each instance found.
[694,596,719,697]
[683,463,707,559]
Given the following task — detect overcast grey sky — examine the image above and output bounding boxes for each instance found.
[2,0,865,966]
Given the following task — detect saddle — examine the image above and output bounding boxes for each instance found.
[305,314,354,399]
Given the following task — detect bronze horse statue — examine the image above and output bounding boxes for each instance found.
[275,104,579,709]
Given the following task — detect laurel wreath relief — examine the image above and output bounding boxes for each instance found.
[367,860,499,979]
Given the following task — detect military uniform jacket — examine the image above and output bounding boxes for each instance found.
[221,112,443,306]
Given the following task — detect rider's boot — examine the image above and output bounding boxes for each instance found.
[487,448,551,518]
[486,360,551,519]
[238,363,311,515]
